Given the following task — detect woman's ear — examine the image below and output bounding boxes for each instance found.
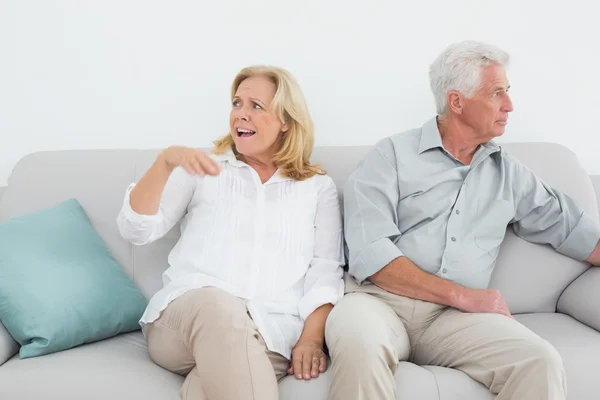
[282,123,290,133]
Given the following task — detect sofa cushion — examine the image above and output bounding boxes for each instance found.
[0,332,183,400]
[557,267,600,333]
[278,359,492,400]
[0,331,493,400]
[0,199,147,358]
[516,312,600,400]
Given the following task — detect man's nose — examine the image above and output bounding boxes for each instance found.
[503,93,514,112]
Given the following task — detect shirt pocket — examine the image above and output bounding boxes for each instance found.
[474,199,514,253]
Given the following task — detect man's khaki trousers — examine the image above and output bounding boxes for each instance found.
[145,287,289,400]
[325,274,567,400]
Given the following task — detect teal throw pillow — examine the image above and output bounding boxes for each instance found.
[0,199,147,359]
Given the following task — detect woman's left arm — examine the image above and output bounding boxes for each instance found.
[289,177,345,380]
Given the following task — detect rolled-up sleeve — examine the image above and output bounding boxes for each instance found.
[116,167,196,246]
[512,163,600,261]
[297,178,345,321]
[343,139,404,284]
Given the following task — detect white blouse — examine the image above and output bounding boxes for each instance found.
[116,150,345,359]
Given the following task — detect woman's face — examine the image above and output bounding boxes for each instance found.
[229,76,288,162]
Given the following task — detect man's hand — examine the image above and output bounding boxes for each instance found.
[457,288,514,319]
[288,338,327,380]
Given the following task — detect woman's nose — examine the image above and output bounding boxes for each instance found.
[234,106,250,121]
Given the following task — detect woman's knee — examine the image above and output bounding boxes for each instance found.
[171,287,248,326]
[146,322,195,375]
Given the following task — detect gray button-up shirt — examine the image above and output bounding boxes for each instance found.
[344,117,600,289]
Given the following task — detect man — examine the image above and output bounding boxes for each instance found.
[326,40,600,400]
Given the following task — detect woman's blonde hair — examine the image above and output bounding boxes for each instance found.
[212,65,324,181]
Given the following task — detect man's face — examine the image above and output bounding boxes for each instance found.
[460,64,514,141]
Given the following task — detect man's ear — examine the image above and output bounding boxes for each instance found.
[447,91,464,115]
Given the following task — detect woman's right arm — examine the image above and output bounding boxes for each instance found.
[117,146,221,245]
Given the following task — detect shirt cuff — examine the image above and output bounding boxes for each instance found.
[297,283,344,321]
[120,183,161,224]
[556,212,600,261]
[353,238,403,284]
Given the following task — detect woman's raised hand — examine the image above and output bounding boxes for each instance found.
[158,146,221,177]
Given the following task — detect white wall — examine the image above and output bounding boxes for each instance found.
[1,0,598,186]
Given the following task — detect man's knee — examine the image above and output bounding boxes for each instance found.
[325,293,407,362]
[528,339,565,373]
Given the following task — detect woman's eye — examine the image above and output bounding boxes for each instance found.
[253,103,262,109]
[232,100,241,107]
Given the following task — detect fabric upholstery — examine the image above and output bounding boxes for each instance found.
[557,174,600,332]
[516,313,600,400]
[0,323,17,367]
[0,332,183,400]
[2,144,593,308]
[0,144,599,399]
[0,199,148,358]
[0,331,493,400]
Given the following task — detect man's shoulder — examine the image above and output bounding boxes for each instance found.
[365,126,423,163]
[379,127,423,147]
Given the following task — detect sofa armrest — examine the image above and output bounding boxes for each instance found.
[0,322,18,366]
[557,174,600,332]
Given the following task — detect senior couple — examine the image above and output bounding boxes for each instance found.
[117,40,600,400]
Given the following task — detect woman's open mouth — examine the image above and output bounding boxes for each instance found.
[237,128,256,138]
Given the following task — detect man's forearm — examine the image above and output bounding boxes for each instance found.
[585,240,600,266]
[369,256,467,309]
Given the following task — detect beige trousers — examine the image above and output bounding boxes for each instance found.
[325,274,567,400]
[145,287,289,400]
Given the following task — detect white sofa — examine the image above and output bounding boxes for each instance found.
[1,143,600,399]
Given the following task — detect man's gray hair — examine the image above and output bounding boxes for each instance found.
[429,41,510,115]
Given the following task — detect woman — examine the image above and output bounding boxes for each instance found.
[116,66,345,400]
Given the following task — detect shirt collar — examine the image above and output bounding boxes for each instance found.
[417,116,501,155]
[418,117,444,154]
[210,148,245,166]
[210,148,293,183]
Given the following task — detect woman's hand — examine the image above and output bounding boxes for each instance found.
[288,338,327,380]
[158,146,221,177]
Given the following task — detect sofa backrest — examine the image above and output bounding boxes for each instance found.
[0,143,596,314]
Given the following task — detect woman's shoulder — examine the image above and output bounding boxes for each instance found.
[301,172,337,193]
